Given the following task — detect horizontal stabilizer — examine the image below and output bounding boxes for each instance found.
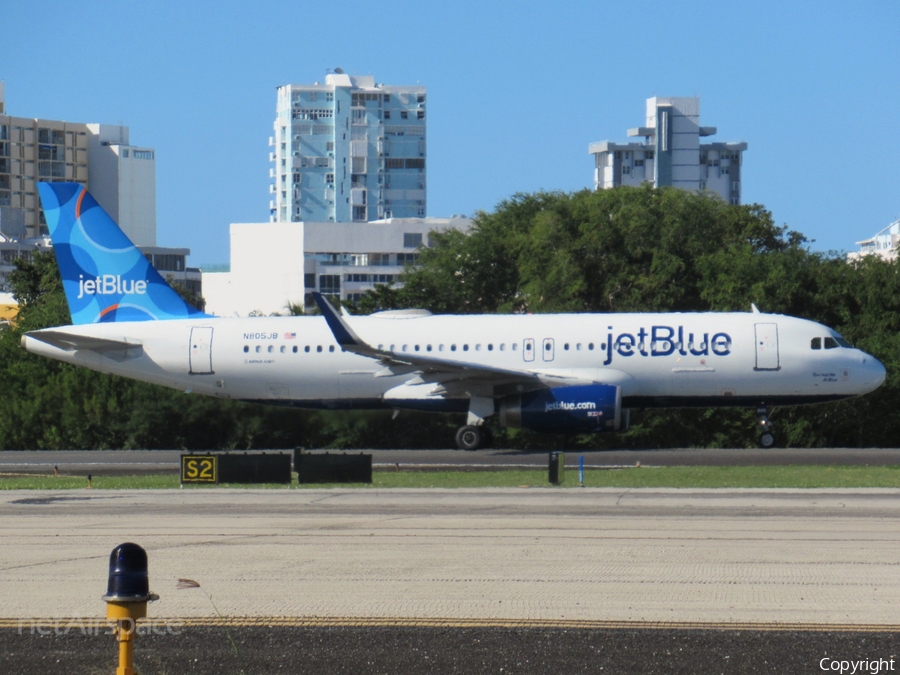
[24,330,143,358]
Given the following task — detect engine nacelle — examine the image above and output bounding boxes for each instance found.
[498,384,622,434]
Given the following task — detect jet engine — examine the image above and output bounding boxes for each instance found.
[498,384,622,434]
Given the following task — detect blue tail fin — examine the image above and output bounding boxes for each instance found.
[37,182,213,324]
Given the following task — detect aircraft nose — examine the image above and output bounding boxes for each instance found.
[860,353,886,390]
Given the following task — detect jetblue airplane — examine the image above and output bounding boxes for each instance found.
[22,183,886,449]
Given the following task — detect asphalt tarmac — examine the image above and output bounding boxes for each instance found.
[4,488,900,673]
[4,456,900,674]
[2,446,900,477]
[3,624,899,674]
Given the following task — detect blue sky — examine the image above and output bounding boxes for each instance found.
[3,0,898,265]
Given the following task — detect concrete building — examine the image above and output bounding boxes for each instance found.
[589,97,748,205]
[203,216,471,317]
[0,83,157,243]
[848,218,900,262]
[0,83,201,302]
[271,71,426,223]
[85,124,157,247]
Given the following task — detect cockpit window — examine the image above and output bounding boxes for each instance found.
[812,335,853,350]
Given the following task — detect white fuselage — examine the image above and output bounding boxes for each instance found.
[23,311,885,411]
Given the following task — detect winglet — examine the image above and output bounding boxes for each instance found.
[312,293,414,366]
[312,292,363,348]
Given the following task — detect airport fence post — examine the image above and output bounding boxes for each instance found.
[579,455,584,487]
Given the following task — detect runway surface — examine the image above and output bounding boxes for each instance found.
[2,446,900,476]
[3,487,900,673]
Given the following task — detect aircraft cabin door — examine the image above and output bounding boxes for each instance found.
[754,323,779,371]
[542,337,555,362]
[523,338,535,362]
[189,326,215,375]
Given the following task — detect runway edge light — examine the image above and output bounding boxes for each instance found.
[102,542,159,675]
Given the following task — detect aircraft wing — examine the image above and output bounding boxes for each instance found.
[313,293,590,395]
[24,329,144,357]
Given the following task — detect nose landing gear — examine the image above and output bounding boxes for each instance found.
[756,406,776,448]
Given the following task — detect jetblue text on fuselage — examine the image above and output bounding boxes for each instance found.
[77,274,148,299]
[603,325,732,365]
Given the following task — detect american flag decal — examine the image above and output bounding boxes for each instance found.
[284,332,296,339]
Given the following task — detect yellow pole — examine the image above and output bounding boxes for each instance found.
[115,619,135,675]
[106,602,145,675]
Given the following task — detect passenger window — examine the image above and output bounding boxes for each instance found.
[426,345,432,352]
[267,345,274,353]
[475,344,481,351]
[280,346,285,353]
[243,345,249,353]
[292,346,298,353]
[564,343,569,351]
[329,345,335,352]
[487,344,493,351]
[823,337,839,349]
[576,343,582,351]
[512,343,518,351]
[811,338,821,350]
[439,344,444,352]
[499,344,505,351]
[451,344,457,351]
[255,346,261,353]
[463,344,469,351]
[589,343,594,350]
[305,345,310,353]
[317,346,323,352]
[414,345,420,352]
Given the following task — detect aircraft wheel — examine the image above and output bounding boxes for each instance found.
[758,431,776,449]
[455,425,483,451]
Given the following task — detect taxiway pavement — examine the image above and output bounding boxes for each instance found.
[2,487,899,627]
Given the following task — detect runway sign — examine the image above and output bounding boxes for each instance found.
[181,455,218,483]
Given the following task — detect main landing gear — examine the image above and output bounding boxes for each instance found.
[455,425,483,451]
[756,406,776,448]
[455,425,494,451]
[456,396,494,450]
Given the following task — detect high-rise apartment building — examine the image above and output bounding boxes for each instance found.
[270,72,426,223]
[0,82,157,243]
[589,97,747,205]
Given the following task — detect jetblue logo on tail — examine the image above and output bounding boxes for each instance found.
[78,275,148,299]
[37,182,214,324]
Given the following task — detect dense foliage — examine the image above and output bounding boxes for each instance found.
[1,186,897,449]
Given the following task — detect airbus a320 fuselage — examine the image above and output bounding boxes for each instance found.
[22,183,886,449]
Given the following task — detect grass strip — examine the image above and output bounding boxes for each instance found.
[2,465,900,490]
